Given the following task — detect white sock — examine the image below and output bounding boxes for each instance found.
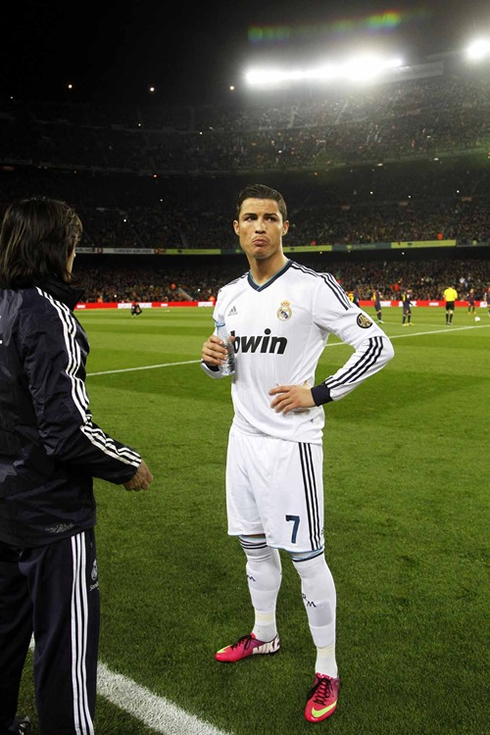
[314,644,338,679]
[293,553,338,678]
[240,535,282,642]
[253,611,277,642]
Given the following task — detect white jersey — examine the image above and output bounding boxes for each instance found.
[202,260,394,444]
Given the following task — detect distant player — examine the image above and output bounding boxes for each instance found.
[467,289,475,315]
[443,284,458,325]
[373,289,383,323]
[485,287,490,317]
[402,290,412,326]
[131,299,142,317]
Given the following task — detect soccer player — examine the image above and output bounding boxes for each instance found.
[0,197,154,734]
[201,184,394,724]
[373,288,384,323]
[131,298,143,316]
[443,284,458,325]
[467,289,475,315]
[402,290,412,326]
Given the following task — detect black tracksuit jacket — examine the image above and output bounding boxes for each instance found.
[0,276,141,547]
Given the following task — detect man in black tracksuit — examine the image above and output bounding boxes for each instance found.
[0,197,154,734]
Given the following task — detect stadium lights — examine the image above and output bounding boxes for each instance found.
[466,38,490,62]
[343,54,403,81]
[245,55,404,87]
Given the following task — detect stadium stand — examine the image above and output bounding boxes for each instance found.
[0,60,488,301]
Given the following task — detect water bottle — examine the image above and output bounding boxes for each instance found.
[215,320,236,376]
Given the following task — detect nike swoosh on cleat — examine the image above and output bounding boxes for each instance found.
[311,701,337,718]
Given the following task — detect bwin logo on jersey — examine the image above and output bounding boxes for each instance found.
[277,300,292,321]
[235,328,287,355]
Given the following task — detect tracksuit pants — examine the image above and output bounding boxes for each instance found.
[0,529,100,734]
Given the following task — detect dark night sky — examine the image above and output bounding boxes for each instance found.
[1,1,489,105]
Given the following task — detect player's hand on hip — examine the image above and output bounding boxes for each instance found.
[269,382,315,414]
[123,459,154,491]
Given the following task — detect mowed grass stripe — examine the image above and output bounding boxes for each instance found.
[84,319,488,378]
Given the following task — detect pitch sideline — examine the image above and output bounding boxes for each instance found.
[87,322,489,377]
[28,641,232,735]
[97,661,233,735]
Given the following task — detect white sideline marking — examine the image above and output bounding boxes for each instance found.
[89,360,199,376]
[389,323,490,339]
[87,323,488,377]
[97,662,233,735]
[28,642,232,735]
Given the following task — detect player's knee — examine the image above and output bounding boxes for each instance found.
[240,535,282,584]
[289,548,325,571]
[239,534,269,560]
[290,551,336,616]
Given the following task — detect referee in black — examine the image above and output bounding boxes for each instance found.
[0,198,154,734]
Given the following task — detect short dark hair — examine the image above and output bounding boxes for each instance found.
[0,197,82,288]
[235,184,288,222]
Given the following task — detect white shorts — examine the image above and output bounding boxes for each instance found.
[225,424,324,553]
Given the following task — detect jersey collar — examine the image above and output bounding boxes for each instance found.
[247,259,292,291]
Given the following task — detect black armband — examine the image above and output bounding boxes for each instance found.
[311,383,333,406]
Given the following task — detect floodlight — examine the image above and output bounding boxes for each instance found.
[310,64,340,80]
[343,55,403,81]
[245,54,404,88]
[245,68,285,86]
[343,55,384,80]
[466,38,490,61]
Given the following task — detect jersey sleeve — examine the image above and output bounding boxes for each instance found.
[200,360,224,378]
[20,300,141,484]
[200,295,227,379]
[310,273,395,405]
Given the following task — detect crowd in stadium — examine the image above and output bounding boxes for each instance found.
[1,163,488,251]
[0,65,488,304]
[0,73,488,170]
[75,255,488,304]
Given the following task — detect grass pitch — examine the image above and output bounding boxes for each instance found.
[17,305,489,734]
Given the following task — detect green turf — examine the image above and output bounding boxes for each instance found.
[16,306,489,734]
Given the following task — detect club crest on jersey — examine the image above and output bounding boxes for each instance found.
[357,314,373,328]
[277,300,292,321]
